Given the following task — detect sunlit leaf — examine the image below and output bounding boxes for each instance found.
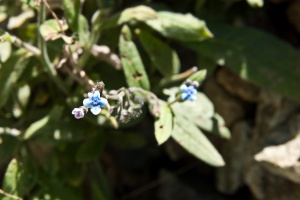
[119,25,150,90]
[7,9,35,29]
[101,5,157,30]
[23,106,64,140]
[39,19,68,41]
[3,159,19,195]
[0,41,11,62]
[172,93,230,138]
[172,116,225,166]
[188,69,207,83]
[146,11,213,41]
[154,101,173,145]
[17,84,31,108]
[193,113,231,139]
[2,158,35,198]
[172,93,214,119]
[246,0,263,7]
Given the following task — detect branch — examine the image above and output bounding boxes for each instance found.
[0,188,23,200]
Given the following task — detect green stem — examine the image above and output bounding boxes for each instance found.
[38,3,69,95]
[158,66,198,88]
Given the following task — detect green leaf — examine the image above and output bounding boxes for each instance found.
[193,113,231,139]
[2,158,37,198]
[172,93,214,119]
[137,30,180,77]
[0,49,30,108]
[3,159,19,196]
[20,0,39,9]
[171,116,225,166]
[119,25,150,90]
[101,5,157,30]
[188,69,207,83]
[154,101,173,145]
[2,158,35,197]
[76,133,105,162]
[146,11,213,41]
[39,19,68,41]
[23,115,49,140]
[0,41,11,62]
[187,24,300,102]
[23,106,64,140]
[78,14,90,44]
[17,84,31,108]
[246,0,263,7]
[172,93,230,138]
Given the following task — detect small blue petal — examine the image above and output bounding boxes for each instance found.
[181,93,188,100]
[181,84,197,101]
[91,106,101,115]
[88,92,93,99]
[99,98,108,107]
[83,98,92,108]
[189,94,197,101]
[180,85,188,92]
[93,91,100,98]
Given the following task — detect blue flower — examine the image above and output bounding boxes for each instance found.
[181,84,197,101]
[83,91,108,115]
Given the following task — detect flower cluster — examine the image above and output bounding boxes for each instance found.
[180,79,199,101]
[83,91,108,115]
[72,82,108,119]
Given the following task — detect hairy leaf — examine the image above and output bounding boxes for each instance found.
[172,116,225,166]
[154,101,173,145]
[119,25,150,90]
[172,93,230,138]
[101,6,157,30]
[39,19,68,41]
[146,11,213,41]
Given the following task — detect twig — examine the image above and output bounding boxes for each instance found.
[10,36,41,56]
[90,45,121,70]
[61,45,95,89]
[0,188,23,200]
